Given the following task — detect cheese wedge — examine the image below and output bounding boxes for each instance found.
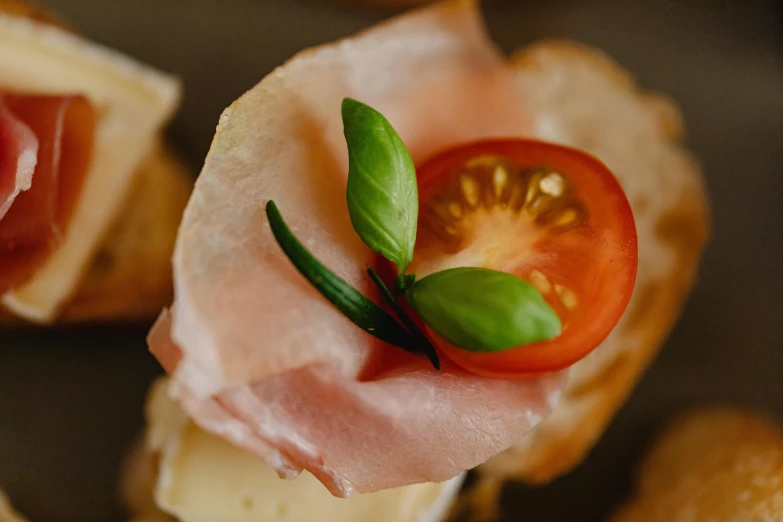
[124,378,465,522]
[0,13,181,322]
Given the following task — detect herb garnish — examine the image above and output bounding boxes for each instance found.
[343,98,418,280]
[267,98,561,370]
[266,201,416,353]
[406,267,562,352]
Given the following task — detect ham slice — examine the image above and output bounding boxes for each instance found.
[0,98,37,220]
[0,93,95,294]
[150,0,564,496]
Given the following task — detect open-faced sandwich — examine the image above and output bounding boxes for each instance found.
[0,0,190,324]
[613,407,783,521]
[143,0,708,518]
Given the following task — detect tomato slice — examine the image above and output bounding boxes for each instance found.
[408,139,637,378]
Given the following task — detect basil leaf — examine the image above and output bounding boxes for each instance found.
[406,267,562,352]
[266,201,416,351]
[342,98,418,275]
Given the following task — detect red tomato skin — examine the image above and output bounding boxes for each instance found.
[411,139,638,379]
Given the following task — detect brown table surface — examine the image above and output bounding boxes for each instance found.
[1,1,782,520]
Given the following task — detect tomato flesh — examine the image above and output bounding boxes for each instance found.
[408,139,637,378]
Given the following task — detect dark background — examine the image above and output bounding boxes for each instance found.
[1,1,782,520]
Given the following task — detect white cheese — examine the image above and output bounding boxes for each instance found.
[142,379,465,522]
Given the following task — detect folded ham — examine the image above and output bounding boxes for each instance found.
[0,97,37,220]
[150,0,565,496]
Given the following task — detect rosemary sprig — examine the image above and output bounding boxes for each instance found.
[367,267,440,370]
[266,201,418,353]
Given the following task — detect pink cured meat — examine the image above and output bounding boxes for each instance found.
[152,312,564,496]
[0,98,37,221]
[149,0,565,496]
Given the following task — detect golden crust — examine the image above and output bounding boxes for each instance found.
[468,40,709,517]
[0,143,192,325]
[612,408,783,521]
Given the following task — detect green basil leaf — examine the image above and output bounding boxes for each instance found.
[406,267,562,352]
[342,98,418,275]
[266,200,416,351]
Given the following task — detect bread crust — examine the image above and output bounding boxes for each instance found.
[612,408,783,521]
[468,40,709,515]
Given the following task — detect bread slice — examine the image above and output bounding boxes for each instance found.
[612,408,783,521]
[122,378,465,522]
[0,2,190,324]
[460,40,709,516]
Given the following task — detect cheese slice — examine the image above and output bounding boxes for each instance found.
[139,379,465,522]
[0,491,26,522]
[0,13,180,322]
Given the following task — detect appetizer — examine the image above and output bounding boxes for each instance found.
[148,0,707,509]
[123,378,464,522]
[0,1,189,324]
[613,407,783,521]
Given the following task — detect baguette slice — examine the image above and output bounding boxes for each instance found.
[0,2,191,324]
[0,6,182,322]
[612,408,783,521]
[122,378,465,522]
[465,40,708,516]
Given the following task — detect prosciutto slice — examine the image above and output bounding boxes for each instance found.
[0,93,95,294]
[150,0,565,496]
[0,99,37,220]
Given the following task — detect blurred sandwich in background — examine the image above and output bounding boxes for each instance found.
[613,407,783,522]
[0,0,191,325]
